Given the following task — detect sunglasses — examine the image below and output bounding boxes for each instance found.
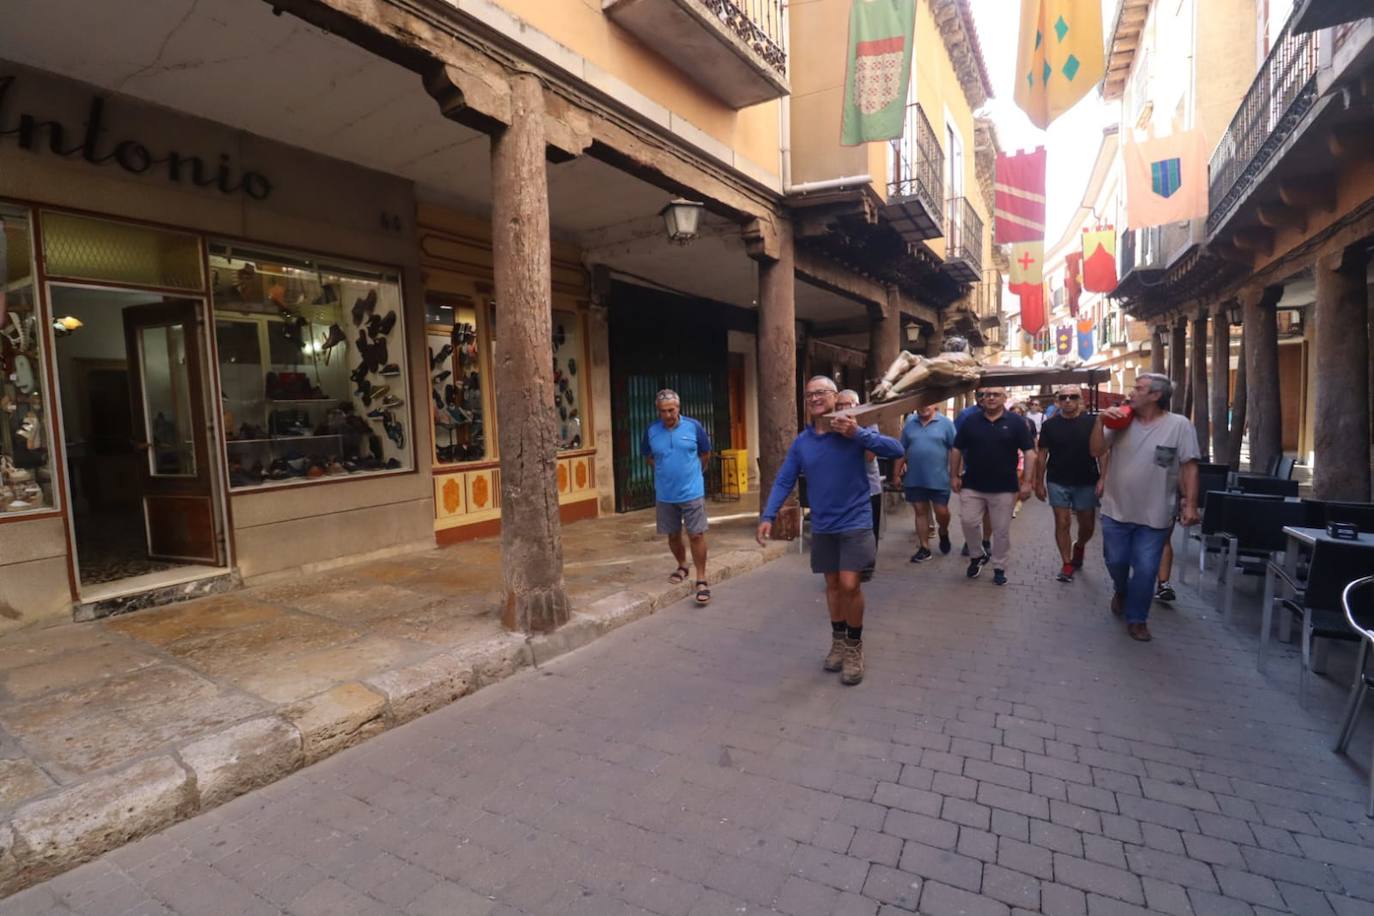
[1057,394,1081,401]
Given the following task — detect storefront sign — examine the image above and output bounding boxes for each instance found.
[0,75,272,200]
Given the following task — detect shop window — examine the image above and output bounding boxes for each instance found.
[426,291,487,464]
[552,309,586,451]
[209,243,411,488]
[0,205,55,515]
[41,211,203,291]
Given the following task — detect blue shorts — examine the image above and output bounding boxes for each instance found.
[1047,482,1099,511]
[904,486,950,506]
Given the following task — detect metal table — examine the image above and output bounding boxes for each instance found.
[1259,526,1374,671]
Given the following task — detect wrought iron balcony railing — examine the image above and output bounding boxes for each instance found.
[703,0,786,74]
[884,102,945,241]
[1118,226,1164,279]
[1207,10,1322,234]
[942,196,983,283]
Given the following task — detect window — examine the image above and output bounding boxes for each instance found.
[427,291,488,464]
[0,205,55,514]
[209,243,411,488]
[552,309,587,451]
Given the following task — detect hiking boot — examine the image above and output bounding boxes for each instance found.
[1155,582,1176,602]
[993,568,1007,587]
[1071,542,1086,569]
[840,638,864,685]
[910,547,932,563]
[823,635,845,672]
[1057,563,1074,583]
[1127,622,1153,642]
[938,532,952,554]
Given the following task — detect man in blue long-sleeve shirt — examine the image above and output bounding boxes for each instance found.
[756,376,903,685]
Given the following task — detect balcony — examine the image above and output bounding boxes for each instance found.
[975,269,1003,329]
[1206,12,1322,236]
[603,0,787,108]
[1112,226,1165,300]
[941,197,983,284]
[882,103,945,242]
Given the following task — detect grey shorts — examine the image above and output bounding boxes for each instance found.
[810,529,876,575]
[657,498,709,536]
[1047,482,1099,511]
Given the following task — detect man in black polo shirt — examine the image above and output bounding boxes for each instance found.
[950,386,1036,586]
[1034,385,1106,583]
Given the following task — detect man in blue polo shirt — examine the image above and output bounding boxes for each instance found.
[896,403,956,562]
[757,376,903,686]
[641,389,713,605]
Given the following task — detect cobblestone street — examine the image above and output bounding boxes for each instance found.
[5,499,1373,916]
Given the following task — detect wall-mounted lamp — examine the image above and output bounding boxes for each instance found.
[660,199,704,244]
[52,316,83,337]
[1226,303,1243,326]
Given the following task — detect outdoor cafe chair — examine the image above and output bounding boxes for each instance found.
[1218,494,1306,619]
[1332,575,1374,818]
[1235,475,1300,498]
[1184,487,1232,588]
[1267,543,1374,703]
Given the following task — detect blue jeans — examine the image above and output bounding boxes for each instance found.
[1100,515,1171,623]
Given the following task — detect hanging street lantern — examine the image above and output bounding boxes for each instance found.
[660,199,704,244]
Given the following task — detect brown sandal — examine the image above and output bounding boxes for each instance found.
[668,565,690,584]
[694,581,711,605]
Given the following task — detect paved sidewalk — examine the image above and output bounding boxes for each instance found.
[0,496,783,894]
[5,498,1373,915]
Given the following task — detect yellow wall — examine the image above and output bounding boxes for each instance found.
[1196,0,1258,145]
[494,0,781,174]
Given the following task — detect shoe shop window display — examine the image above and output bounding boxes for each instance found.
[551,311,586,451]
[0,207,55,515]
[426,293,488,465]
[209,244,410,488]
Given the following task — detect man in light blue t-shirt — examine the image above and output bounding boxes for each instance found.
[896,403,956,562]
[641,389,713,605]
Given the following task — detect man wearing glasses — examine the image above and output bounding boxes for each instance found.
[757,376,903,685]
[1035,386,1105,583]
[950,387,1036,586]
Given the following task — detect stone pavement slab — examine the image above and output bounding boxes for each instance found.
[4,498,1371,914]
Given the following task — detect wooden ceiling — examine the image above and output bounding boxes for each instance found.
[1101,0,1152,100]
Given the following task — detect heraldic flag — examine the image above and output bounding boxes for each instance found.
[1077,318,1095,360]
[1018,281,1047,336]
[1008,241,1044,289]
[1123,128,1209,228]
[994,147,1046,243]
[841,0,917,145]
[1064,251,1083,316]
[1081,228,1117,293]
[1056,324,1073,356]
[1014,0,1105,130]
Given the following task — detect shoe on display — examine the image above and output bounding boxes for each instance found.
[381,395,403,409]
[366,408,386,421]
[380,364,400,377]
[314,283,339,306]
[369,384,391,403]
[1155,582,1176,603]
[377,311,396,337]
[382,414,405,448]
[349,361,370,386]
[567,357,576,376]
[431,344,453,370]
[321,323,346,353]
[385,458,401,470]
[351,289,377,325]
[992,569,1007,587]
[365,313,381,340]
[938,532,952,554]
[433,369,451,384]
[910,547,932,563]
[1057,563,1074,583]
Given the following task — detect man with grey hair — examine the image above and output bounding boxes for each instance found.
[836,389,882,581]
[1091,372,1200,642]
[758,375,903,685]
[641,388,714,605]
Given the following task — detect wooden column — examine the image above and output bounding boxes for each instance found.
[1170,319,1188,406]
[1191,314,1210,461]
[490,74,569,633]
[1150,326,1166,374]
[757,218,798,538]
[870,290,903,434]
[1313,247,1372,500]
[1210,307,1232,464]
[1228,323,1248,468]
[1242,285,1284,475]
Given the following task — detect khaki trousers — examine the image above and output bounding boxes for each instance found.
[958,490,1016,567]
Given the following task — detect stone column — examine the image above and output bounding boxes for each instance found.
[1150,326,1166,374]
[1191,314,1210,461]
[1210,306,1232,463]
[1170,319,1188,406]
[490,74,569,633]
[1313,247,1372,500]
[870,290,903,434]
[1228,323,1248,469]
[758,218,798,538]
[1242,285,1284,475]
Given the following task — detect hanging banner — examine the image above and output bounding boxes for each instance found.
[840,0,918,145]
[1123,128,1210,228]
[1077,318,1095,360]
[1008,241,1045,290]
[1020,329,1034,357]
[1014,0,1106,129]
[1064,251,1083,316]
[994,147,1047,243]
[1018,281,1046,336]
[1056,324,1073,356]
[1082,227,1117,293]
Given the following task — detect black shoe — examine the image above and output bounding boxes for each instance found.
[382,414,405,448]
[966,558,983,579]
[366,409,386,420]
[910,547,932,563]
[350,361,370,386]
[939,532,952,555]
[993,569,1007,586]
[982,540,991,554]
[379,363,400,377]
[431,344,453,370]
[433,370,451,384]
[1155,582,1176,602]
[377,311,396,337]
[961,543,971,557]
[365,313,382,340]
